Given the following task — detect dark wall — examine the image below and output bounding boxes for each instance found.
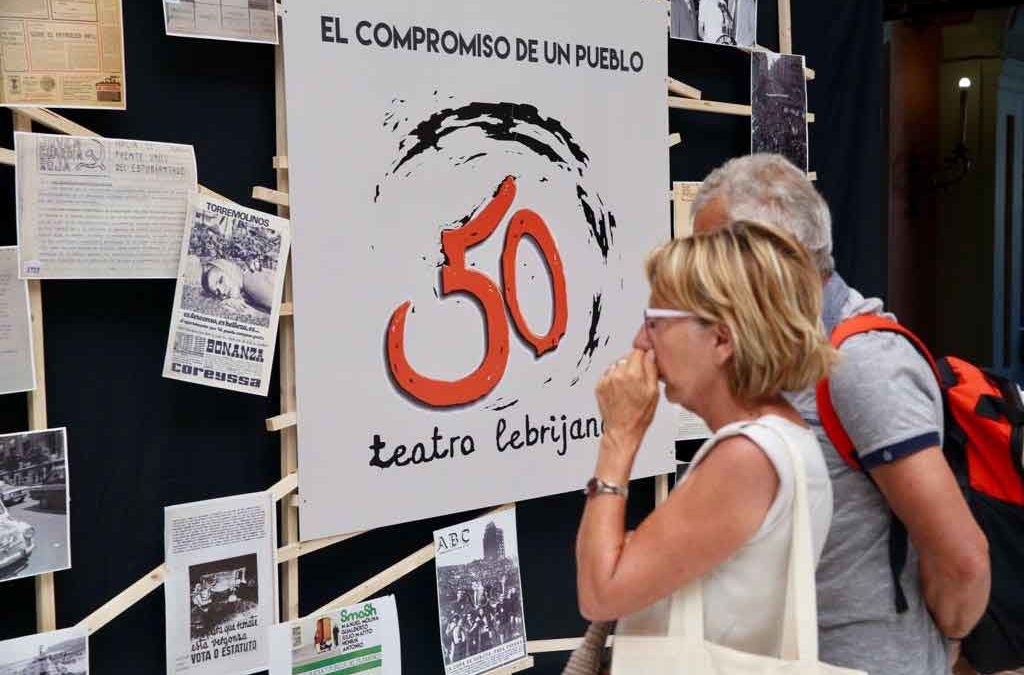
[0,1,882,673]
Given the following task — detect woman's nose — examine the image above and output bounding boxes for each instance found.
[633,325,650,350]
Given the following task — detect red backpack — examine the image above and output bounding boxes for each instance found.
[816,314,1024,674]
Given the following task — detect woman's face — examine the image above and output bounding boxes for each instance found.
[205,266,242,299]
[632,295,729,408]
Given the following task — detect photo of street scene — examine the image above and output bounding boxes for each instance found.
[0,428,70,583]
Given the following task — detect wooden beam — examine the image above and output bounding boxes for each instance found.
[274,36,301,624]
[667,77,701,100]
[0,147,14,166]
[808,171,818,182]
[779,0,793,54]
[669,97,751,117]
[805,67,816,81]
[14,109,56,634]
[276,530,364,564]
[14,107,96,137]
[268,472,298,502]
[527,636,614,653]
[253,186,289,207]
[669,97,815,124]
[314,541,436,615]
[266,411,297,432]
[668,133,682,148]
[77,564,167,635]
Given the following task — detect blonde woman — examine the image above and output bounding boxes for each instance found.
[576,220,837,657]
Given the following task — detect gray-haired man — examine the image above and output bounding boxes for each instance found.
[691,154,990,675]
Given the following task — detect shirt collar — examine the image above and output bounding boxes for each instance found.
[822,272,850,335]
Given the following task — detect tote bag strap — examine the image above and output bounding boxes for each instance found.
[665,419,820,663]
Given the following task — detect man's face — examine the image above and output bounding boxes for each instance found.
[691,194,730,234]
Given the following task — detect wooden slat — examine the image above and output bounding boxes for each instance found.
[266,411,297,432]
[253,185,289,207]
[668,133,682,148]
[655,474,670,505]
[77,564,167,635]
[15,107,97,137]
[276,530,364,564]
[808,171,818,182]
[269,472,298,502]
[779,0,793,54]
[668,97,751,117]
[669,97,814,124]
[805,67,816,81]
[527,636,614,653]
[667,77,701,100]
[274,36,301,623]
[314,541,436,615]
[0,147,14,166]
[14,109,56,634]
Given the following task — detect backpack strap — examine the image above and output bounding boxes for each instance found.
[814,314,941,615]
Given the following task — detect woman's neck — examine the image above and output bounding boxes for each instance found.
[688,383,799,433]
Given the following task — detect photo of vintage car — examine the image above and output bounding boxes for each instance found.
[0,498,35,579]
[29,464,67,513]
[0,480,27,506]
[191,566,247,612]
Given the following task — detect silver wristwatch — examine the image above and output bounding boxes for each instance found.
[584,476,628,499]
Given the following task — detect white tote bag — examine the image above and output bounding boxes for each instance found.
[611,421,866,675]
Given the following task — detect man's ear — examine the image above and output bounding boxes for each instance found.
[711,322,734,366]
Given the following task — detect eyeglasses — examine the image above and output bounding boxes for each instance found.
[643,307,698,332]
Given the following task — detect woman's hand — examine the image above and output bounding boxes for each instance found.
[595,349,659,460]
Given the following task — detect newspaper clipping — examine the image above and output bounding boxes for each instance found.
[162,193,289,397]
[0,246,36,395]
[0,0,125,108]
[435,509,527,675]
[165,491,277,675]
[15,132,198,279]
[268,595,402,675]
[0,625,88,675]
[0,427,71,584]
[164,0,278,44]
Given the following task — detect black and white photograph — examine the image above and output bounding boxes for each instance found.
[670,0,758,48]
[0,428,70,584]
[435,509,526,675]
[179,200,285,329]
[751,51,809,171]
[0,626,88,675]
[188,553,259,640]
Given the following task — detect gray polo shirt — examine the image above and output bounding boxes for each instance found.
[784,274,948,675]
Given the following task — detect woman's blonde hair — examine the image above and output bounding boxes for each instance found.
[645,220,837,402]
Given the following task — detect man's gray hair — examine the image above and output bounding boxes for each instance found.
[692,153,834,275]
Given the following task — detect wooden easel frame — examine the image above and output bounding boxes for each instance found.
[5,0,804,669]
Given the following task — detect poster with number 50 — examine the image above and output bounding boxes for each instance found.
[283,0,675,538]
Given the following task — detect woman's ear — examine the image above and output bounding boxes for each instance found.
[711,322,734,366]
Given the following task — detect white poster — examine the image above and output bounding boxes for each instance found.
[164,0,278,44]
[162,193,290,396]
[283,0,674,538]
[268,596,402,675]
[435,509,526,675]
[0,427,71,583]
[164,491,277,675]
[0,246,36,394]
[15,132,198,279]
[0,626,88,674]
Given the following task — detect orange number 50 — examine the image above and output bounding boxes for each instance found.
[386,176,568,407]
